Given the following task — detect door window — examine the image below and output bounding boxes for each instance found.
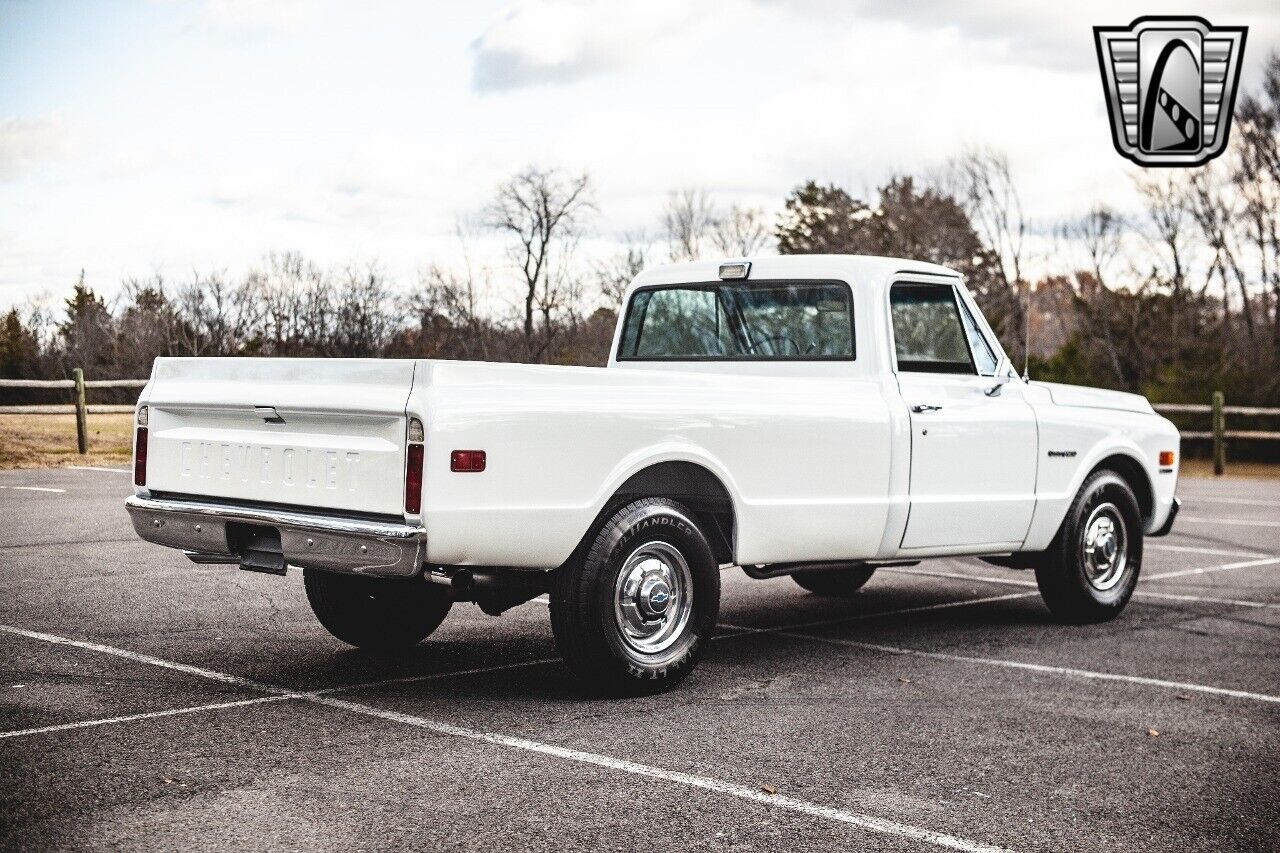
[890,283,974,374]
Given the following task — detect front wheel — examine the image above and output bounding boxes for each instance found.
[1034,469,1143,624]
[304,569,452,651]
[550,498,721,694]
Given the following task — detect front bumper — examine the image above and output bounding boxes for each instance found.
[125,494,426,577]
[1150,496,1181,538]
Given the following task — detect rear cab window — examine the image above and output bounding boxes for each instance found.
[617,281,855,361]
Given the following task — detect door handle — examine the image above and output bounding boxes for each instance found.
[911,404,942,413]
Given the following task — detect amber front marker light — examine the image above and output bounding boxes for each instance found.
[1159,451,1176,467]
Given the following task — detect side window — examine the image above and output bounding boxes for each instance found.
[889,283,975,374]
[956,297,998,375]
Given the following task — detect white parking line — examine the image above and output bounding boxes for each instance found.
[882,567,1037,588]
[66,465,128,474]
[722,592,1038,637]
[0,696,290,741]
[1133,590,1280,609]
[1147,543,1269,559]
[0,657,561,742]
[1181,516,1280,528]
[1144,556,1280,581]
[0,486,66,493]
[310,692,1010,853]
[882,566,1280,609]
[0,624,293,695]
[326,657,559,694]
[1182,495,1280,508]
[741,630,1280,706]
[0,623,1009,853]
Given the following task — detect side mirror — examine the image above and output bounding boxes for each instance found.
[984,356,1013,396]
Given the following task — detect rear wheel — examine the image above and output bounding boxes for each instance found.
[1034,469,1143,624]
[550,498,720,694]
[304,569,452,651]
[792,565,876,596]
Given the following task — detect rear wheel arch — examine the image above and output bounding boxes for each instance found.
[583,460,737,566]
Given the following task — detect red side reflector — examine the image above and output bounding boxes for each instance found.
[450,450,486,473]
[1159,450,1176,467]
[133,427,148,487]
[405,443,424,513]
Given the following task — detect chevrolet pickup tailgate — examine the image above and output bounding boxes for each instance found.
[143,358,415,516]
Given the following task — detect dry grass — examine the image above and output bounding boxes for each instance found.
[1179,457,1280,480]
[0,413,134,469]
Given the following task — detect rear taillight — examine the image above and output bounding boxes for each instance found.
[133,428,148,487]
[405,418,424,514]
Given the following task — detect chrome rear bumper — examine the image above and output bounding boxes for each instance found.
[124,494,426,577]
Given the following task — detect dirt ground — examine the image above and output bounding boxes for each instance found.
[0,413,133,469]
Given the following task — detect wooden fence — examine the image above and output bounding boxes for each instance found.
[1152,393,1280,475]
[1,373,1278,471]
[0,371,147,454]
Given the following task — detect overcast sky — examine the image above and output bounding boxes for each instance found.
[2,0,1277,309]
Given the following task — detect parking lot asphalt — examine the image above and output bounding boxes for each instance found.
[1,467,1277,852]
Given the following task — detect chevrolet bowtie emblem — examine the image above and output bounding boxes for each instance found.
[1094,16,1247,167]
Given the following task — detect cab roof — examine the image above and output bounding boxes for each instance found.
[626,254,961,299]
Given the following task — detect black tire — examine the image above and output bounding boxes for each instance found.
[550,498,720,694]
[791,566,876,596]
[1034,469,1143,624]
[304,569,452,651]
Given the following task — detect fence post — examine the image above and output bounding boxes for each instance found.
[1211,390,1225,476]
[72,368,88,455]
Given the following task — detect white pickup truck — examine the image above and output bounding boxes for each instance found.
[126,255,1181,692]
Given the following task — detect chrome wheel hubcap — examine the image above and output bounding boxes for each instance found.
[614,541,693,657]
[1082,502,1128,591]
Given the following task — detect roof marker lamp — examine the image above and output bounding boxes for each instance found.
[718,262,751,280]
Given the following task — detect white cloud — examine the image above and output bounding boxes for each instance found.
[0,117,72,181]
[2,1,1278,309]
[470,0,705,91]
[195,0,317,35]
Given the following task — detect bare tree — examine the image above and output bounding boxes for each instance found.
[711,204,771,256]
[331,263,395,356]
[486,166,593,360]
[663,188,716,261]
[1134,172,1192,338]
[596,233,650,309]
[1186,163,1254,337]
[1062,205,1127,383]
[940,148,1029,367]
